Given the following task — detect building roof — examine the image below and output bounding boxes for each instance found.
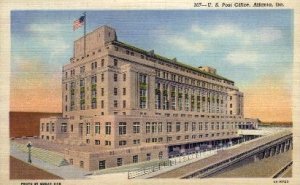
[112,40,234,84]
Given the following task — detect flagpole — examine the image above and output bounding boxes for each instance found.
[83,12,86,57]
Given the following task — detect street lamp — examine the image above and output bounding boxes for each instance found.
[27,142,32,163]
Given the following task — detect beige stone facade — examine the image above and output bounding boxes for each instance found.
[40,25,258,171]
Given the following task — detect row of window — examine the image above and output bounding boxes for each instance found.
[77,151,163,169]
[47,121,239,136]
[114,44,233,86]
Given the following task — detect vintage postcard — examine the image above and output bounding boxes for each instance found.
[0,0,299,185]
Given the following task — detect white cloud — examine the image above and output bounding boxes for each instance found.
[226,50,263,66]
[27,23,70,53]
[168,36,205,54]
[256,27,282,43]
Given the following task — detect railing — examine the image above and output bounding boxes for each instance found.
[128,147,222,179]
[183,134,292,179]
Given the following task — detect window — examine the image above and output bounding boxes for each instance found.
[119,122,126,135]
[114,100,118,108]
[205,122,208,130]
[123,100,126,108]
[41,123,44,131]
[123,88,126,95]
[105,122,111,135]
[192,122,196,131]
[51,123,55,132]
[80,161,84,168]
[146,153,151,161]
[146,122,151,133]
[151,122,157,133]
[114,59,118,66]
[114,88,118,95]
[101,100,104,108]
[119,140,127,146]
[95,140,100,145]
[184,122,189,131]
[80,66,85,73]
[105,140,111,146]
[123,74,126,81]
[185,135,189,140]
[139,74,147,109]
[133,155,138,163]
[133,122,140,133]
[101,59,104,67]
[117,158,123,166]
[46,123,49,132]
[167,137,172,142]
[101,73,104,82]
[176,122,180,132]
[133,139,140,144]
[158,122,162,133]
[176,136,181,140]
[199,122,203,130]
[95,122,100,134]
[99,160,106,170]
[114,73,118,81]
[61,123,67,133]
[86,139,90,144]
[158,151,163,159]
[86,123,90,134]
[167,122,172,132]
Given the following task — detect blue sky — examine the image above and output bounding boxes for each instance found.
[11,10,293,86]
[10,10,293,121]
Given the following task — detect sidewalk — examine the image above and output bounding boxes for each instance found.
[10,143,90,179]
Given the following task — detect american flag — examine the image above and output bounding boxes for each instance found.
[73,15,85,31]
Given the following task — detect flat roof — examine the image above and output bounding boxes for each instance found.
[112,40,234,84]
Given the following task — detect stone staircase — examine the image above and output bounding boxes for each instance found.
[12,142,69,167]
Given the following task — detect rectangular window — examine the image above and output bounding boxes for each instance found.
[95,140,100,145]
[158,122,162,133]
[133,122,140,134]
[86,123,90,134]
[151,122,157,133]
[101,88,104,96]
[199,122,203,130]
[99,160,106,170]
[123,88,126,95]
[114,100,118,108]
[146,153,151,161]
[192,122,196,131]
[101,100,104,108]
[61,123,67,133]
[133,155,138,163]
[184,122,189,131]
[117,158,123,166]
[133,139,140,144]
[114,73,118,81]
[167,137,172,142]
[123,74,126,81]
[101,73,104,82]
[146,122,151,133]
[119,122,126,135]
[119,140,127,146]
[123,100,126,108]
[105,140,111,145]
[167,122,172,132]
[176,122,180,132]
[105,122,111,135]
[114,88,118,95]
[95,122,100,134]
[51,123,55,132]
